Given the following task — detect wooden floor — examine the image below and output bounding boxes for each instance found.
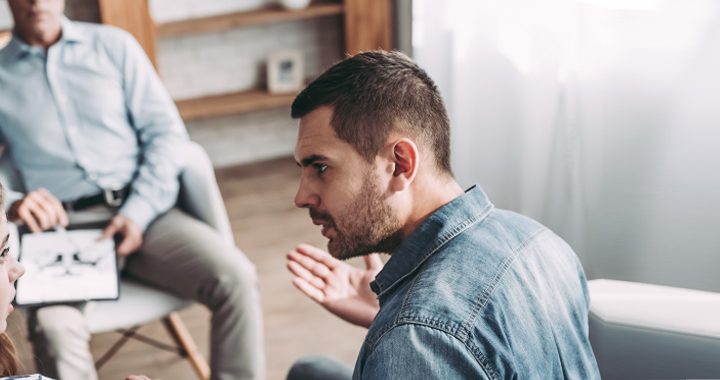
[7,157,368,380]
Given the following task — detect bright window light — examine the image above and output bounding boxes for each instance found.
[577,0,659,11]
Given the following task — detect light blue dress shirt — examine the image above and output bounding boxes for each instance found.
[0,18,189,231]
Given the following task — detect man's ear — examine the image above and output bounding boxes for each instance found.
[389,138,419,192]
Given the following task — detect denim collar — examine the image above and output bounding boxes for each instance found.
[4,16,85,59]
[370,185,494,298]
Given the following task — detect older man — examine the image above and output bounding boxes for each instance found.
[286,51,600,379]
[0,1,264,379]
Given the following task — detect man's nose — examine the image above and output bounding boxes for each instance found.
[294,180,319,209]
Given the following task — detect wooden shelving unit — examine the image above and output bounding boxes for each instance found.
[99,0,392,122]
[176,89,297,122]
[157,2,345,38]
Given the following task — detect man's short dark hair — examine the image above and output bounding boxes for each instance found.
[291,51,452,175]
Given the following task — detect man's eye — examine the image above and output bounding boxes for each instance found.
[314,163,328,175]
[0,246,8,258]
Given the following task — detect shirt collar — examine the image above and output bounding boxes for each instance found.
[59,16,86,43]
[3,16,85,59]
[370,185,495,298]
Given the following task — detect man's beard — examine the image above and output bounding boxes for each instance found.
[311,179,403,260]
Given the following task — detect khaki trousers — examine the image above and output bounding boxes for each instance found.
[28,207,265,380]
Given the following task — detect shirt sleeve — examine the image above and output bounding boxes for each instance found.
[112,29,190,231]
[0,134,25,209]
[358,324,492,379]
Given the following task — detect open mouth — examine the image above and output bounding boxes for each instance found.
[320,224,334,238]
[311,218,335,238]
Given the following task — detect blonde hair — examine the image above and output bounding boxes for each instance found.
[0,333,20,376]
[0,184,20,375]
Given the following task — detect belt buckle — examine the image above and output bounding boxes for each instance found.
[103,187,124,208]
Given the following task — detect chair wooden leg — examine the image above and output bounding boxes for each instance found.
[162,312,211,380]
[95,326,140,370]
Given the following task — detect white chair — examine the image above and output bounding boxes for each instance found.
[1,142,229,380]
[588,279,720,379]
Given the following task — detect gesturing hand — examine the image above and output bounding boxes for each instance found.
[100,214,143,256]
[8,188,69,232]
[287,243,383,328]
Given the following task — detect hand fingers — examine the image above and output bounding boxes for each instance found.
[296,243,338,269]
[116,233,135,256]
[288,249,333,281]
[17,205,41,233]
[21,197,49,230]
[28,193,57,230]
[291,277,326,303]
[100,217,123,240]
[364,253,383,270]
[287,260,326,289]
[104,216,142,256]
[37,188,68,226]
[116,229,142,256]
[8,190,65,231]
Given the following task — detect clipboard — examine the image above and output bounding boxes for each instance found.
[14,222,120,307]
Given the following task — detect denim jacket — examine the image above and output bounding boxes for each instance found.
[352,186,600,379]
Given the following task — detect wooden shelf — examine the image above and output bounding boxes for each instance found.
[176,89,298,122]
[156,1,344,38]
[98,0,392,122]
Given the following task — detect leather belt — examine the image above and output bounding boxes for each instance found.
[62,186,131,211]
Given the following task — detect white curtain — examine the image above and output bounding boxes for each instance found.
[414,0,720,292]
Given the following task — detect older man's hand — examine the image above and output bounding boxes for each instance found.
[8,188,68,232]
[100,214,143,256]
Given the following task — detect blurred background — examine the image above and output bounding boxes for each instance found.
[1,0,719,378]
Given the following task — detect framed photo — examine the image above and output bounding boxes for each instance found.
[267,50,304,94]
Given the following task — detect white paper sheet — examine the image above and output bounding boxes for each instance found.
[15,229,118,306]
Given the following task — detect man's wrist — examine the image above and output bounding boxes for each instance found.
[118,195,156,232]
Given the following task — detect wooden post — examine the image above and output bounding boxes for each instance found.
[343,0,393,55]
[97,0,158,68]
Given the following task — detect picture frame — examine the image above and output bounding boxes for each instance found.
[267,50,304,94]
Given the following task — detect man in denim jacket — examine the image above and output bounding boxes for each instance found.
[286,51,600,379]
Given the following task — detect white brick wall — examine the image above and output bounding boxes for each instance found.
[1,0,342,167]
[158,16,341,100]
[187,108,299,167]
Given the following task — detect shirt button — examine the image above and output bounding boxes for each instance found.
[88,173,98,181]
